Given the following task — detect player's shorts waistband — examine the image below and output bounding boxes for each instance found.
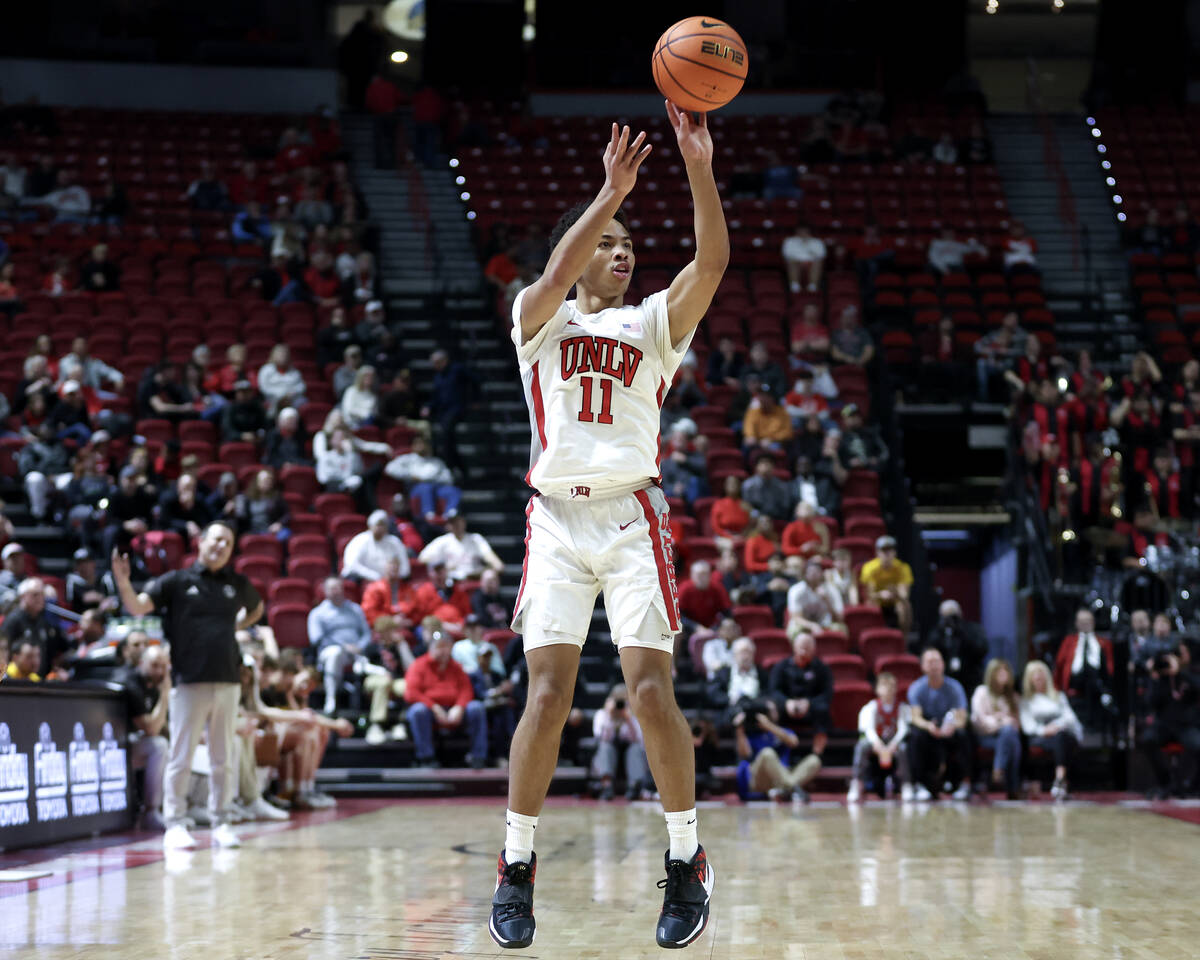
[535,478,661,503]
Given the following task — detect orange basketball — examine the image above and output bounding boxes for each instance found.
[652,16,748,113]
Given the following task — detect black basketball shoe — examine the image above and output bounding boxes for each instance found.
[655,844,715,948]
[489,850,536,949]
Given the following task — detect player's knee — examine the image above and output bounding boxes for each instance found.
[525,684,572,726]
[628,675,673,722]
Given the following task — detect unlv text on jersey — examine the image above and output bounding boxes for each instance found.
[559,335,644,387]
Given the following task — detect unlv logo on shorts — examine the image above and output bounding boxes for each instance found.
[569,486,591,499]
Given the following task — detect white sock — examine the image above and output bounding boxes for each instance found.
[300,779,313,794]
[504,809,538,865]
[664,809,699,863]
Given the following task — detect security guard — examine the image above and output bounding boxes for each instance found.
[112,520,262,850]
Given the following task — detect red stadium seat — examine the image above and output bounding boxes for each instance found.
[327,513,367,542]
[824,653,868,686]
[845,516,888,543]
[834,536,875,568]
[280,464,320,502]
[135,419,175,445]
[873,653,922,686]
[235,556,279,583]
[842,605,886,649]
[238,533,283,567]
[268,578,314,607]
[732,605,775,634]
[287,556,332,585]
[288,534,330,561]
[482,629,517,655]
[289,514,325,537]
[813,629,850,658]
[747,628,790,665]
[831,683,874,731]
[314,492,355,521]
[859,628,906,668]
[267,603,311,649]
[218,441,258,469]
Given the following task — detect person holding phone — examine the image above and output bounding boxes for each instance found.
[591,683,650,801]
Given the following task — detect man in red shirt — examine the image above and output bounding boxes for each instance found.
[677,560,732,668]
[361,556,417,627]
[408,562,469,626]
[404,630,488,767]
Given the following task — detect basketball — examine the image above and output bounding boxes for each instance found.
[652,16,748,113]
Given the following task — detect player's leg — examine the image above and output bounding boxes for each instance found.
[508,643,583,816]
[620,639,714,949]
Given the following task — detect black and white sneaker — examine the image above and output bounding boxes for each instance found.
[489,850,536,949]
[655,844,714,949]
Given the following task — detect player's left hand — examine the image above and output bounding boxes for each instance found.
[665,100,713,166]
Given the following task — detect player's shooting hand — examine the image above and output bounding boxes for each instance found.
[665,100,713,166]
[602,123,652,196]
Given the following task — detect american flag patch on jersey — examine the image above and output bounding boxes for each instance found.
[621,320,642,334]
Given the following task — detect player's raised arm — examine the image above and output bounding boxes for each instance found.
[664,101,729,348]
[517,122,651,343]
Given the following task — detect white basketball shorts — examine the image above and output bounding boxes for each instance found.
[511,484,681,654]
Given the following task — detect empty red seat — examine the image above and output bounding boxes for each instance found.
[267,603,311,648]
[287,556,331,584]
[234,556,279,583]
[314,492,356,521]
[218,441,258,469]
[843,605,886,649]
[747,628,790,665]
[288,534,330,561]
[280,464,320,502]
[327,513,367,541]
[238,533,284,567]
[825,653,868,686]
[874,653,922,685]
[831,683,874,731]
[268,578,314,607]
[859,627,906,668]
[732,604,775,634]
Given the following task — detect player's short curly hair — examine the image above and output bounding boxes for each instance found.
[548,202,631,255]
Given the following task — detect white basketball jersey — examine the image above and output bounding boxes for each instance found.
[511,286,695,500]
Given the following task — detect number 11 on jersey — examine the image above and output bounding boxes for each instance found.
[577,375,614,424]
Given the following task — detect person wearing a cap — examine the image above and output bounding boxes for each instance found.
[48,378,93,446]
[837,403,887,473]
[742,381,794,457]
[418,514,503,583]
[0,542,27,596]
[4,577,69,677]
[341,510,411,583]
[355,299,390,350]
[66,548,117,614]
[860,536,914,633]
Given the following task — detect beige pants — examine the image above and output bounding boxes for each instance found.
[750,747,822,794]
[362,671,405,724]
[164,683,240,827]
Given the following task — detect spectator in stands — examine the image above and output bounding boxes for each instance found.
[58,335,124,394]
[264,407,310,469]
[38,170,90,222]
[592,683,651,800]
[768,631,832,777]
[742,454,793,521]
[232,201,274,244]
[208,344,256,397]
[158,474,213,548]
[661,427,708,506]
[339,509,410,584]
[318,306,359,368]
[4,577,68,677]
[750,548,794,623]
[782,224,826,294]
[361,555,416,629]
[822,547,858,610]
[829,306,875,368]
[1054,608,1116,735]
[235,469,290,539]
[677,560,733,652]
[0,542,26,604]
[1020,660,1082,801]
[927,227,986,275]
[743,342,788,400]
[384,433,461,521]
[783,368,831,429]
[711,475,753,540]
[340,365,379,430]
[257,345,307,415]
[379,368,427,434]
[314,407,392,467]
[77,244,120,293]
[971,658,1023,798]
[961,121,992,163]
[860,535,913,633]
[5,639,41,681]
[354,299,390,352]
[706,336,745,389]
[789,304,830,365]
[227,160,267,208]
[425,349,471,476]
[218,380,268,445]
[468,642,517,763]
[700,616,743,680]
[848,671,912,803]
[386,493,428,555]
[20,423,70,521]
[731,697,815,802]
[1002,222,1039,274]
[922,598,988,695]
[0,152,26,209]
[742,382,793,457]
[295,183,333,230]
[931,132,958,165]
[308,577,373,715]
[332,344,364,400]
[416,512,499,580]
[786,557,844,638]
[907,647,970,801]
[66,548,115,614]
[404,629,487,767]
[760,150,800,200]
[409,565,468,629]
[300,249,342,309]
[16,354,55,416]
[470,569,510,629]
[49,379,93,444]
[782,501,830,558]
[792,453,839,517]
[451,616,504,677]
[186,161,228,211]
[344,250,378,305]
[974,313,1026,401]
[837,404,887,476]
[122,644,170,828]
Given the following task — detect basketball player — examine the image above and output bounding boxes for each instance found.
[488,102,728,950]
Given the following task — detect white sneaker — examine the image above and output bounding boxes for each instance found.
[914,785,933,802]
[390,723,408,741]
[951,783,971,802]
[250,797,289,821]
[163,824,197,850]
[212,824,241,848]
[365,723,386,746]
[846,780,862,805]
[900,783,915,803]
[227,803,252,824]
[308,790,337,808]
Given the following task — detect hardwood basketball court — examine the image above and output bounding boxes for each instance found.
[2,797,1199,959]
